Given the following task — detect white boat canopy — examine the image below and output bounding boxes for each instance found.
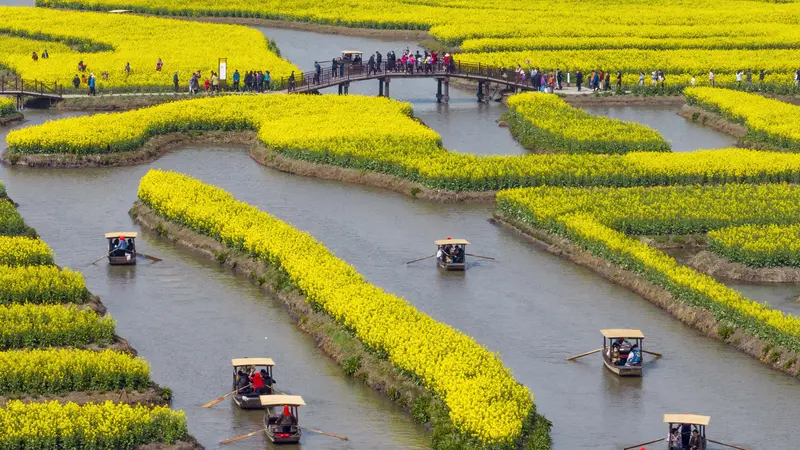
[105,232,138,239]
[434,239,470,246]
[260,395,305,407]
[231,357,275,367]
[663,414,711,426]
[600,329,645,339]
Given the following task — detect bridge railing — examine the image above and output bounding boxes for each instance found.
[0,77,63,98]
[281,59,524,92]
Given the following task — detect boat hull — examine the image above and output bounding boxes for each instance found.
[108,255,136,265]
[233,393,265,409]
[438,261,465,271]
[603,359,642,377]
[264,416,301,443]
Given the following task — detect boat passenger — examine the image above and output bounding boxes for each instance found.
[117,236,128,252]
[625,344,642,366]
[260,369,275,392]
[236,370,250,393]
[668,427,681,449]
[611,338,631,365]
[250,369,265,394]
[436,247,444,262]
[680,423,692,449]
[689,429,702,450]
[279,405,297,433]
[453,246,463,263]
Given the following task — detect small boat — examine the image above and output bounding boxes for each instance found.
[435,238,469,271]
[261,394,305,444]
[105,232,137,266]
[231,357,276,409]
[664,414,710,450]
[600,329,644,377]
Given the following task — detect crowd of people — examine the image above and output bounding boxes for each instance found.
[436,243,465,265]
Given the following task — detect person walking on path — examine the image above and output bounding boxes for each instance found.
[173,71,179,92]
[87,73,96,96]
[556,68,563,90]
[376,51,382,72]
[314,61,321,84]
[232,69,240,91]
[746,69,752,89]
[575,70,583,91]
[264,70,271,91]
[211,71,219,93]
[709,69,716,87]
[72,74,80,89]
[288,71,296,91]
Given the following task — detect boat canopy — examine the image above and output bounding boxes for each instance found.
[232,357,275,367]
[341,50,362,54]
[260,395,305,407]
[105,232,137,239]
[434,239,470,245]
[601,329,645,339]
[663,414,711,426]
[108,9,132,13]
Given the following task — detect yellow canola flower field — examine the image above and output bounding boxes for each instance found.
[0,264,89,305]
[685,87,800,150]
[0,400,188,449]
[13,95,800,192]
[708,224,800,269]
[0,236,54,266]
[496,184,800,352]
[0,97,15,117]
[138,169,534,445]
[0,303,115,350]
[0,6,297,88]
[40,0,800,79]
[506,93,669,154]
[0,348,150,395]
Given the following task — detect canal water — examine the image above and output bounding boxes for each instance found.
[1,12,797,450]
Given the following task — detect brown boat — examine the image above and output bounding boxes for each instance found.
[435,238,469,271]
[231,357,276,409]
[601,329,645,377]
[261,395,305,444]
[105,232,137,266]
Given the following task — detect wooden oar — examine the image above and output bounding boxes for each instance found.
[622,437,664,450]
[201,383,252,408]
[466,253,495,260]
[643,350,663,358]
[406,254,435,264]
[90,251,112,265]
[708,439,748,450]
[220,429,264,445]
[566,348,602,361]
[300,426,348,441]
[136,253,162,262]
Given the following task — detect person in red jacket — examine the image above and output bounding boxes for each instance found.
[249,368,266,394]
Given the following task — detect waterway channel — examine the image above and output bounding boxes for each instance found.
[1,12,798,450]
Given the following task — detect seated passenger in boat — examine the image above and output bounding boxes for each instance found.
[436,247,444,262]
[278,405,297,433]
[236,370,251,393]
[668,428,680,449]
[117,236,129,252]
[250,368,266,394]
[624,344,642,366]
[260,369,275,391]
[611,338,631,365]
[689,428,703,450]
[453,245,466,263]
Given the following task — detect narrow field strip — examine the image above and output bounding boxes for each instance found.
[0,304,115,350]
[506,92,670,154]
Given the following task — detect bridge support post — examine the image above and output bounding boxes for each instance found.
[477,81,484,102]
[378,78,384,97]
[384,77,390,98]
[444,78,450,103]
[338,84,342,95]
[436,78,443,103]
[338,82,349,95]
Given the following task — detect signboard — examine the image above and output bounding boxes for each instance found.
[218,58,227,81]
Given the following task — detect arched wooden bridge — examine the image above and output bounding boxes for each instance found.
[283,61,535,102]
[1,77,63,109]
